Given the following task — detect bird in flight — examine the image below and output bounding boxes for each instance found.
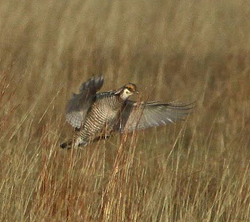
[60,76,194,149]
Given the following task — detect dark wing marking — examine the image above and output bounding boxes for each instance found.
[66,76,104,128]
[117,100,195,132]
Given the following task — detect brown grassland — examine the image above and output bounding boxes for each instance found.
[0,0,250,221]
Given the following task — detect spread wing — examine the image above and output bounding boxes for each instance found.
[66,76,104,128]
[117,100,195,133]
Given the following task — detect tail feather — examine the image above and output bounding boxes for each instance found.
[60,135,110,149]
[60,139,73,149]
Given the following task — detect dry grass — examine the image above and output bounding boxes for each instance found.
[0,0,250,221]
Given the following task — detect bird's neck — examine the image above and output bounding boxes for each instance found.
[116,93,126,104]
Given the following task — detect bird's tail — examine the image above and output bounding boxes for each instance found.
[60,139,73,149]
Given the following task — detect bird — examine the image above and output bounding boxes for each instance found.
[60,76,194,149]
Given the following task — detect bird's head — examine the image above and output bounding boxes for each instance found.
[115,83,139,100]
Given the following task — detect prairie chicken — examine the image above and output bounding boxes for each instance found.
[60,76,194,149]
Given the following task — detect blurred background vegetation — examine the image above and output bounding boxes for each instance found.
[0,0,250,221]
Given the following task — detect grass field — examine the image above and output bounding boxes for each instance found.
[0,0,250,221]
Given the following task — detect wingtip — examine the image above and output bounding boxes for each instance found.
[79,76,104,92]
[96,75,104,85]
[168,101,197,110]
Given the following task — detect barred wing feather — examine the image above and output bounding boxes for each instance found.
[66,76,104,128]
[118,101,195,132]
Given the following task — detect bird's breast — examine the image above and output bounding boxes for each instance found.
[82,98,121,135]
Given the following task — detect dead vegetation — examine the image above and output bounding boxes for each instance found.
[0,0,250,221]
